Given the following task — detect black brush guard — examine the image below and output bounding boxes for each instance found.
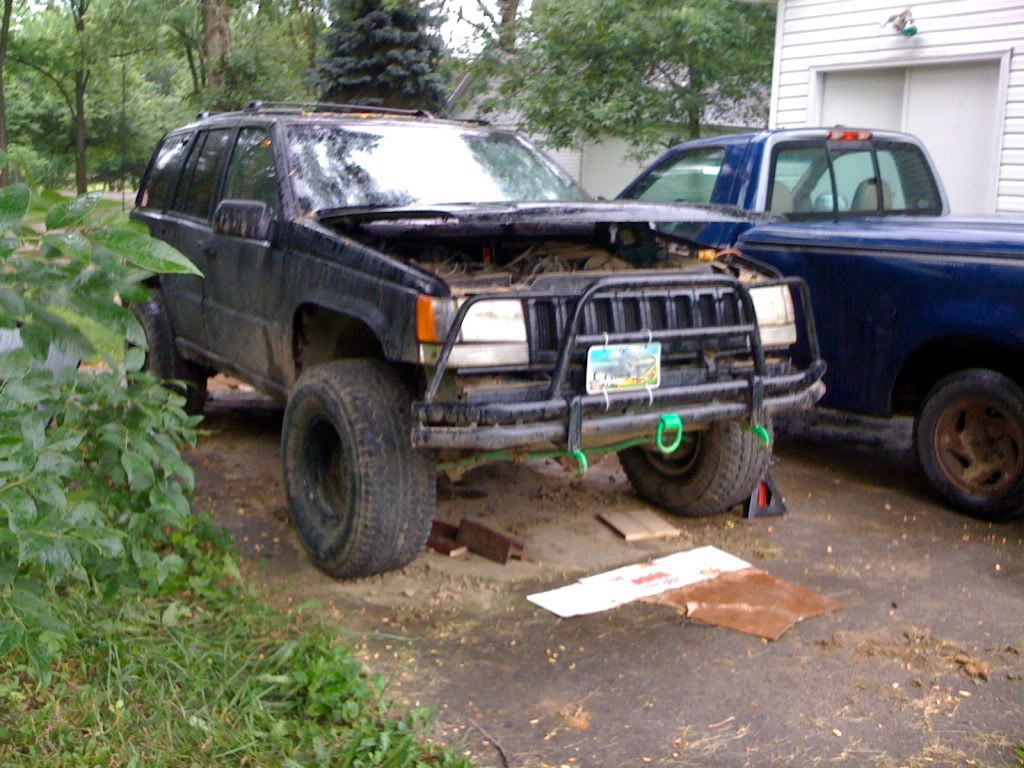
[411,273,826,451]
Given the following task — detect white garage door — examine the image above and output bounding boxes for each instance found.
[821,61,1001,214]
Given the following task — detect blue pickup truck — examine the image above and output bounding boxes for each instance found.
[620,128,1024,522]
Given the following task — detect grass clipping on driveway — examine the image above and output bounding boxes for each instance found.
[0,578,473,768]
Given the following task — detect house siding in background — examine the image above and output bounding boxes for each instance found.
[769,0,1024,214]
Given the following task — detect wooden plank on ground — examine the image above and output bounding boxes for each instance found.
[428,520,466,557]
[598,508,681,542]
[456,519,525,564]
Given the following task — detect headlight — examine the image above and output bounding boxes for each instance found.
[749,285,797,349]
[417,296,529,367]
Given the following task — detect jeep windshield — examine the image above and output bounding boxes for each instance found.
[286,122,588,213]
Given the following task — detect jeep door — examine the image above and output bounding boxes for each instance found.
[204,125,288,388]
[164,127,233,355]
[135,131,207,345]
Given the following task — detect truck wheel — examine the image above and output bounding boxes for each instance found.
[130,293,207,415]
[619,419,772,517]
[281,359,435,578]
[915,369,1024,522]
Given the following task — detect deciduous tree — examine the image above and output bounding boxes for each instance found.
[505,0,775,154]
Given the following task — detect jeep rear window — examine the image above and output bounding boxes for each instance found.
[140,132,191,209]
[285,124,587,212]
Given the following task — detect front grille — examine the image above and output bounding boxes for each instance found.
[525,286,749,365]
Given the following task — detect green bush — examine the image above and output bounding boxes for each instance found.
[0,180,472,766]
[0,181,209,680]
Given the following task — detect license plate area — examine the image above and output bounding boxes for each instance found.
[585,342,661,395]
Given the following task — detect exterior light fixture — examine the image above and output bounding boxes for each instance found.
[885,8,918,37]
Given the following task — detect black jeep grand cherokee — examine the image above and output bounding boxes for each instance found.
[132,101,825,578]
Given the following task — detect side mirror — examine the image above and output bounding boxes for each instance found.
[212,199,273,241]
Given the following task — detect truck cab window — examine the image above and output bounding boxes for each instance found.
[771,139,942,219]
[630,147,726,205]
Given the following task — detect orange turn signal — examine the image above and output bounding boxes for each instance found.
[416,295,439,343]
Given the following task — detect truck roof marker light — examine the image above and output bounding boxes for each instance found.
[828,129,872,141]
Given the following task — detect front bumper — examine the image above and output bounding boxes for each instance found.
[412,274,826,452]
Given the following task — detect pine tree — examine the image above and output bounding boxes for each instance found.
[315,0,446,112]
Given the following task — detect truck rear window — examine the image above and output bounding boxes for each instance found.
[767,140,941,219]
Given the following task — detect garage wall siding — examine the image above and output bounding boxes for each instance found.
[770,0,1024,213]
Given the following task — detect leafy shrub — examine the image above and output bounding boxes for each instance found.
[0,180,212,680]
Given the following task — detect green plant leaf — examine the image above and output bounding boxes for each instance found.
[0,184,30,233]
[87,229,203,277]
[0,618,23,659]
[121,451,156,493]
[45,193,100,230]
[42,232,91,262]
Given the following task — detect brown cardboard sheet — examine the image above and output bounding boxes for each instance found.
[650,567,842,640]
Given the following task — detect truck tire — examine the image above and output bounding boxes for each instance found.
[619,419,772,517]
[281,359,435,578]
[130,293,207,415]
[915,369,1024,522]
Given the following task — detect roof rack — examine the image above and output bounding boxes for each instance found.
[243,100,436,119]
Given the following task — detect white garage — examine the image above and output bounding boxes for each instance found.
[770,0,1024,214]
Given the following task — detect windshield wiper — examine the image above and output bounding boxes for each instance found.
[315,206,460,222]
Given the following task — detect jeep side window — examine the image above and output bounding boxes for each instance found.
[630,147,726,205]
[175,129,231,219]
[139,132,191,210]
[223,128,280,216]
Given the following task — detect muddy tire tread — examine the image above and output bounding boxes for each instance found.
[281,359,434,578]
[619,419,771,517]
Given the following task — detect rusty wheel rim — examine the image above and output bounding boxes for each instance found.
[934,396,1024,498]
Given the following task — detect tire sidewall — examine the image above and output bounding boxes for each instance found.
[915,368,1024,522]
[281,382,362,566]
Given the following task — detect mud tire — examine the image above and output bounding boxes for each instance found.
[915,369,1024,522]
[281,359,435,578]
[130,292,207,415]
[619,419,772,517]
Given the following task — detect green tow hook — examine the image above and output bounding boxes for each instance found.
[748,423,772,448]
[655,413,685,454]
[570,449,589,477]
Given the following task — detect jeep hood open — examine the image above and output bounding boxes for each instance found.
[315,200,778,234]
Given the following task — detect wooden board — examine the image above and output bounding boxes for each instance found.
[598,508,680,542]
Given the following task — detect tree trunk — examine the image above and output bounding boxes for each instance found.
[0,0,13,184]
[71,0,89,194]
[74,70,87,193]
[203,0,230,91]
[498,0,519,51]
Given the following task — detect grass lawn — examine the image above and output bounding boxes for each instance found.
[0,561,472,768]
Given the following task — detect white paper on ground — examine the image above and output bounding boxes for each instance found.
[527,545,751,618]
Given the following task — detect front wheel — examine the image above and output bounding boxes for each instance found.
[619,419,772,517]
[281,359,435,578]
[915,369,1024,522]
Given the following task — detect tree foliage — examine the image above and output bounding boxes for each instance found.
[503,0,775,154]
[315,0,446,111]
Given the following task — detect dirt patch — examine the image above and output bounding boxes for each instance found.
[187,394,1024,767]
